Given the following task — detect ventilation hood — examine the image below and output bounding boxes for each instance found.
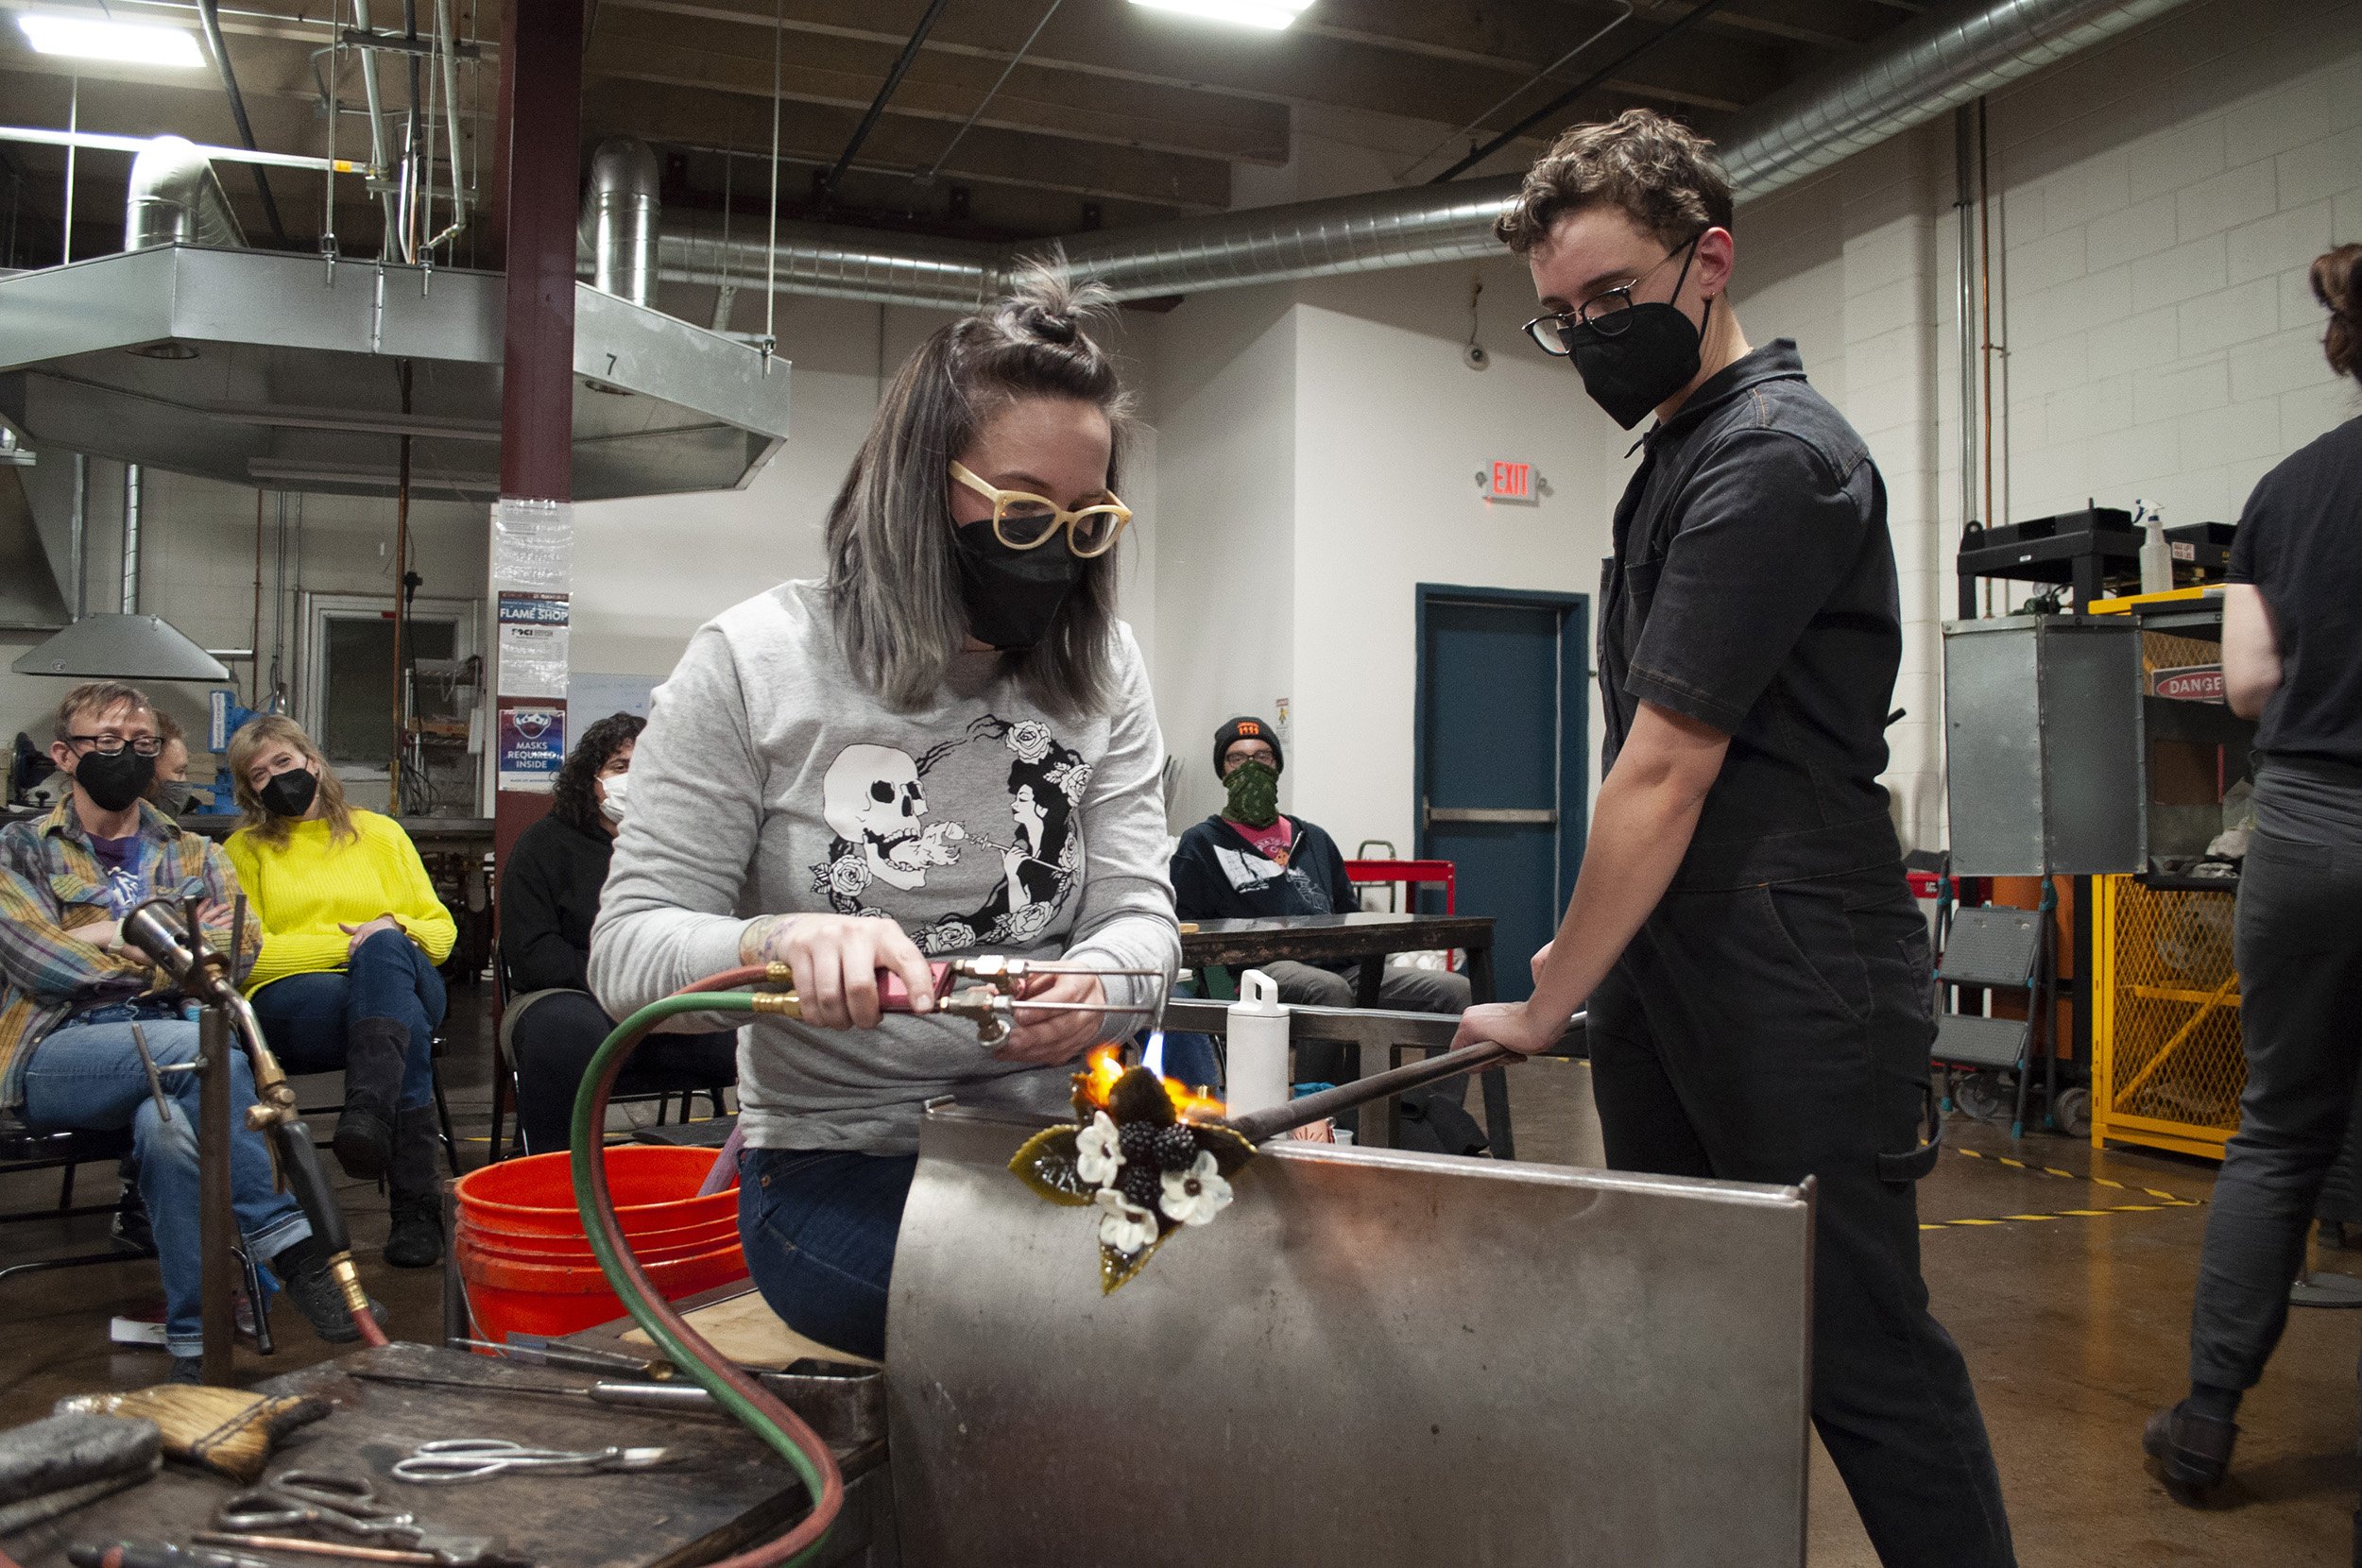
[11,614,231,681]
[0,245,794,504]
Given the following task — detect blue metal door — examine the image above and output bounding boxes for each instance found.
[1414,586,1589,1002]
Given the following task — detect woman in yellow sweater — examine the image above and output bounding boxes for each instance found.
[224,716,456,1269]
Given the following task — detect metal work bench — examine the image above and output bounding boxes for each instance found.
[6,1342,890,1568]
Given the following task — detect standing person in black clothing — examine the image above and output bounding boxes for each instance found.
[2146,244,2362,1501]
[501,712,737,1153]
[1450,111,2013,1567]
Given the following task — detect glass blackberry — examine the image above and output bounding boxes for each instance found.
[1154,1124,1199,1172]
[1118,1120,1162,1170]
[1118,1162,1163,1213]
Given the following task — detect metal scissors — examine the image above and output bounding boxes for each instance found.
[389,1439,675,1486]
[216,1471,419,1542]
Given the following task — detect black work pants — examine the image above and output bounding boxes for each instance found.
[510,990,740,1155]
[1588,867,2016,1568]
[2188,829,2362,1389]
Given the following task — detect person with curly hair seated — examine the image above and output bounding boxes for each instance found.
[500,711,737,1153]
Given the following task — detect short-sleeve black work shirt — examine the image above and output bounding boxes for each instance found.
[1599,339,1905,889]
[2227,415,2362,769]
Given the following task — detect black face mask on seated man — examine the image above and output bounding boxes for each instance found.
[259,766,319,820]
[953,520,1087,652]
[74,748,156,814]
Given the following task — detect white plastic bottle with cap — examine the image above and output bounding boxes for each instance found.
[2136,499,2174,596]
[1224,968,1291,1119]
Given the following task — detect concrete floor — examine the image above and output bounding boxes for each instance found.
[3,1000,2355,1566]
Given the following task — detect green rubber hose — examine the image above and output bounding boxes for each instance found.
[570,990,841,1565]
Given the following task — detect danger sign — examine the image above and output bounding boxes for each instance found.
[2151,665,2225,703]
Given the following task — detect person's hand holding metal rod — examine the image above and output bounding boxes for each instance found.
[1452,701,1728,1057]
[739,912,935,1029]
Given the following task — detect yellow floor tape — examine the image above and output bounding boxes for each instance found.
[1922,1147,2206,1232]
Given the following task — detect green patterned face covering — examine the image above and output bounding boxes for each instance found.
[1224,759,1279,828]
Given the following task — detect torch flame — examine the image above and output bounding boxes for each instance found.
[1076,1043,1226,1122]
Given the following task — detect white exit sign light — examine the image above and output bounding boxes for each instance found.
[1481,460,1537,504]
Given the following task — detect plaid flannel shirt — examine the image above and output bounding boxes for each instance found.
[0,799,261,1110]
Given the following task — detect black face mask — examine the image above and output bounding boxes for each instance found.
[259,766,319,820]
[1565,239,1711,431]
[952,520,1087,652]
[74,748,155,814]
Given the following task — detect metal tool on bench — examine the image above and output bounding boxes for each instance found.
[388,1440,674,1485]
[866,955,1171,1048]
[190,1534,530,1568]
[119,898,385,1369]
[215,1473,418,1541]
[450,1337,674,1381]
[70,1542,282,1568]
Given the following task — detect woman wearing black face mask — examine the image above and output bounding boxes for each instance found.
[588,266,1178,1361]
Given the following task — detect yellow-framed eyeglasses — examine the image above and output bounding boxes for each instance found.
[950,462,1132,557]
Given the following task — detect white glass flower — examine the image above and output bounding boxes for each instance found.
[1159,1151,1234,1227]
[1073,1111,1124,1187]
[1094,1187,1159,1253]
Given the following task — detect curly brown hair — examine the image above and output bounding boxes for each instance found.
[550,711,643,835]
[2315,243,2362,386]
[1494,109,1734,257]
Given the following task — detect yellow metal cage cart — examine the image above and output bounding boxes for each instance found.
[2083,587,2252,1158]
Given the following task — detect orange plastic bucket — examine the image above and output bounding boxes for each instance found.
[454,1147,736,1239]
[454,1209,739,1260]
[454,1220,737,1269]
[456,1235,749,1342]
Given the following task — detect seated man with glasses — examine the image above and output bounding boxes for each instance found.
[0,682,383,1382]
[1169,718,1469,1086]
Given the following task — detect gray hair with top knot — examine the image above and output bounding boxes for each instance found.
[826,260,1136,718]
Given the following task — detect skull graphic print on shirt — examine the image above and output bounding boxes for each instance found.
[809,714,1094,954]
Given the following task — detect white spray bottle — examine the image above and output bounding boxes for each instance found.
[2136,499,2174,596]
[1224,968,1291,1119]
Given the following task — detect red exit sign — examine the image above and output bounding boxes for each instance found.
[1488,460,1534,503]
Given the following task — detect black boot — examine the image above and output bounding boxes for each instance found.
[332,1017,411,1180]
[272,1235,387,1344]
[385,1104,446,1270]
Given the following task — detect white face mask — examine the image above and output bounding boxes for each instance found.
[598,771,629,824]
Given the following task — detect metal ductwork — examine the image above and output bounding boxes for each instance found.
[641,0,2192,311]
[584,139,663,308]
[125,135,248,252]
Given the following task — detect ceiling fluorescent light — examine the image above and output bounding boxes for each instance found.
[1128,0,1313,30]
[16,13,207,67]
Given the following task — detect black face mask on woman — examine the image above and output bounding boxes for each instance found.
[1565,238,1713,431]
[952,520,1087,652]
[74,748,155,813]
[259,766,319,820]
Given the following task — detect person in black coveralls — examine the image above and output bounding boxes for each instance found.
[1451,111,2014,1567]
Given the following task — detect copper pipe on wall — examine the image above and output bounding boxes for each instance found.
[252,491,265,709]
[388,359,414,810]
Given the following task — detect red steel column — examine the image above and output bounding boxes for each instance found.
[493,0,581,867]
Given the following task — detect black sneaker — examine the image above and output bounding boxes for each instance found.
[2143,1401,2237,1502]
[167,1355,206,1386]
[272,1237,387,1344]
[384,1193,444,1270]
[111,1171,154,1254]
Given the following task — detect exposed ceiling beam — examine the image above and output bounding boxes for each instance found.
[582,77,1228,211]
[593,0,1785,130]
[587,9,1291,165]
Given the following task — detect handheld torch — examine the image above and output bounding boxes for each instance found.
[120,898,385,1346]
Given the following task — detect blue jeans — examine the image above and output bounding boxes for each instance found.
[736,1147,916,1361]
[21,1020,311,1356]
[252,929,444,1109]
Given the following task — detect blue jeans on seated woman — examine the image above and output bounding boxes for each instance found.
[21,1019,311,1358]
[737,1147,916,1361]
[252,927,445,1108]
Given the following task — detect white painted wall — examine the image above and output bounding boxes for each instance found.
[1,463,482,778]
[1724,0,2362,851]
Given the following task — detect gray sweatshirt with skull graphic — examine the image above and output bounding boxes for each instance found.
[589,579,1181,1155]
